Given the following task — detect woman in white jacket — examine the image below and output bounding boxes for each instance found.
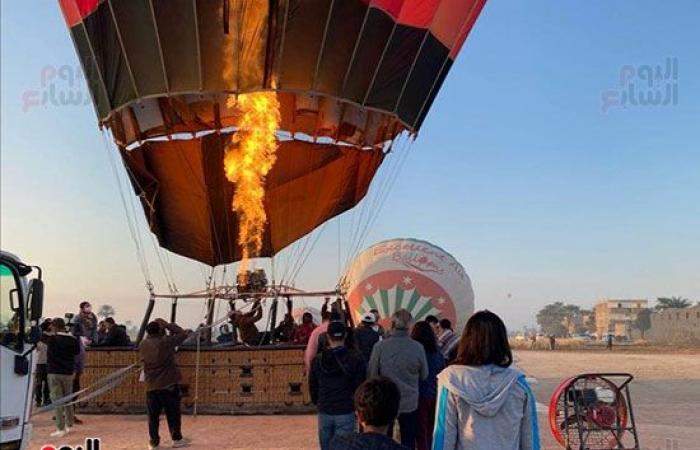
[432,311,540,450]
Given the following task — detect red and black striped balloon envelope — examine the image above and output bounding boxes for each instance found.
[59,0,487,266]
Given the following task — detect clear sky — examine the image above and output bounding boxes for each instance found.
[2,0,699,330]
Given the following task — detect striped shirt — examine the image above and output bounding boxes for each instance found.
[438,329,459,360]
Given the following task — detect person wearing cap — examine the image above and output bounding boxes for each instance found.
[42,317,80,437]
[368,309,428,450]
[355,312,381,364]
[369,309,386,337]
[309,321,367,450]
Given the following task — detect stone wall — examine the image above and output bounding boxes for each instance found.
[648,305,700,344]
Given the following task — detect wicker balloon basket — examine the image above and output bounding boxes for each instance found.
[77,346,313,414]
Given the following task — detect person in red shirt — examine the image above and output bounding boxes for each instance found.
[293,312,316,345]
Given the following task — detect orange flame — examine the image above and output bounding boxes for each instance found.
[224,92,280,275]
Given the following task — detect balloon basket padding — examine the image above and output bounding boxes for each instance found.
[78,347,314,415]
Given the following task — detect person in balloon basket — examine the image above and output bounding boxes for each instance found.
[368,309,428,450]
[432,311,540,450]
[309,321,367,450]
[330,376,408,450]
[140,318,193,449]
[273,313,298,343]
[230,299,264,345]
[73,301,98,344]
[293,311,317,345]
[93,317,131,347]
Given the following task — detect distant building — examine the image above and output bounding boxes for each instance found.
[648,304,700,344]
[594,299,648,338]
[563,309,593,336]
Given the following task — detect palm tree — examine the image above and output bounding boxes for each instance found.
[655,296,691,310]
[634,309,652,339]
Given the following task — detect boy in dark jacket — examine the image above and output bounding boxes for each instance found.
[330,377,407,450]
[309,321,367,450]
[43,318,80,437]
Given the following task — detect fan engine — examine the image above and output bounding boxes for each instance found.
[548,373,640,450]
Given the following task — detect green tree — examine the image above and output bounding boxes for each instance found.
[536,302,581,337]
[655,297,691,310]
[97,304,115,319]
[584,309,597,334]
[634,308,652,339]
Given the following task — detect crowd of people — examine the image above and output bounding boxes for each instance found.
[303,308,540,450]
[135,306,539,450]
[36,299,540,450]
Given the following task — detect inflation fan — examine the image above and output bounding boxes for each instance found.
[548,373,640,450]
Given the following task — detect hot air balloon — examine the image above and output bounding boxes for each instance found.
[343,238,474,332]
[58,1,488,415]
[58,0,488,267]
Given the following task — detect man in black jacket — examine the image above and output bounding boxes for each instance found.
[44,318,80,437]
[354,313,380,363]
[309,321,366,450]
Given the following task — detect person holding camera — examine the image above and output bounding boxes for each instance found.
[139,318,193,449]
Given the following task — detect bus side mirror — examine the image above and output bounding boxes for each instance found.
[28,278,44,322]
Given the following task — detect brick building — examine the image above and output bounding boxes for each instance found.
[594,299,648,338]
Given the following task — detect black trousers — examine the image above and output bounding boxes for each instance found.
[73,370,82,394]
[34,364,50,406]
[388,408,419,450]
[146,385,183,445]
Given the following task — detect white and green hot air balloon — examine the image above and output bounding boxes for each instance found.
[344,238,474,332]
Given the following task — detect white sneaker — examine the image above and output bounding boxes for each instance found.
[50,429,67,438]
[148,443,159,450]
[65,426,73,434]
[172,437,190,448]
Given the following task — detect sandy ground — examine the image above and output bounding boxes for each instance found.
[28,351,700,450]
[517,351,700,450]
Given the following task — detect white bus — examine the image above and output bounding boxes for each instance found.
[0,251,44,450]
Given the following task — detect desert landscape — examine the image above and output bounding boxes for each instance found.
[28,348,700,450]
